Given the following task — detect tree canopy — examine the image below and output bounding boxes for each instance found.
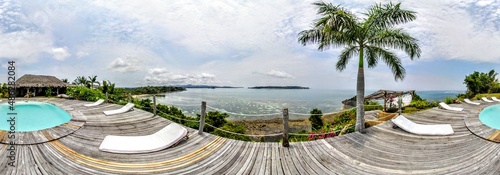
[464,70,499,96]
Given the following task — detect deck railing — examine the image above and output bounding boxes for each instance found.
[144,95,388,147]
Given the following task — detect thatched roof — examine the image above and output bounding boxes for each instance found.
[342,89,415,105]
[364,89,415,100]
[16,74,69,88]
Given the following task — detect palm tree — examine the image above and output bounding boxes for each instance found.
[298,2,421,133]
[102,80,108,93]
[61,78,69,83]
[107,80,115,94]
[88,75,100,89]
[73,76,88,86]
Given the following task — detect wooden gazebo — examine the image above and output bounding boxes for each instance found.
[15,74,70,97]
[342,89,415,111]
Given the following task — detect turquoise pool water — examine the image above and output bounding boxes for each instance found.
[479,104,500,130]
[0,101,72,132]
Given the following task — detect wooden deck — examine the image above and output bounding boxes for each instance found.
[1,98,499,174]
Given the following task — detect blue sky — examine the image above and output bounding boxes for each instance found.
[0,0,499,91]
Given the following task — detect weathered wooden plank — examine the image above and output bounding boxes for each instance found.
[1,99,499,174]
[236,142,259,175]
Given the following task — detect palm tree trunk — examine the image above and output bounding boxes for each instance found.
[355,47,366,133]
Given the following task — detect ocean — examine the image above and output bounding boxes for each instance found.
[142,88,462,120]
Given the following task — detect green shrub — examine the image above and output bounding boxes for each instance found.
[309,108,323,131]
[364,101,383,111]
[412,93,423,102]
[365,105,383,111]
[475,93,500,100]
[289,130,309,142]
[197,111,229,133]
[45,87,53,97]
[402,107,418,114]
[386,107,399,113]
[66,86,105,101]
[444,97,454,104]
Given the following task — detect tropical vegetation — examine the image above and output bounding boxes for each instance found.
[463,70,500,97]
[298,2,421,133]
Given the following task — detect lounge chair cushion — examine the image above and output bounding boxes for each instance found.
[492,97,500,102]
[103,103,135,115]
[99,123,188,153]
[391,115,454,135]
[464,99,480,105]
[482,97,494,103]
[439,102,463,111]
[84,99,105,107]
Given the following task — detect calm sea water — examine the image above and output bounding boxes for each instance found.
[143,88,461,120]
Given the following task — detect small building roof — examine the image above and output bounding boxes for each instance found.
[16,74,69,88]
[364,89,415,100]
[342,89,415,105]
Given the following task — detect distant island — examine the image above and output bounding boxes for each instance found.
[178,84,243,89]
[248,86,309,89]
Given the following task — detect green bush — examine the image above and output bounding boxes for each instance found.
[444,97,454,104]
[408,100,438,109]
[205,111,229,133]
[309,108,323,131]
[386,107,399,113]
[289,130,310,142]
[412,93,423,102]
[45,87,53,97]
[475,93,500,100]
[364,101,383,111]
[402,107,418,114]
[66,86,105,101]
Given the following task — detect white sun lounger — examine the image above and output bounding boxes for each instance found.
[481,97,494,103]
[57,94,70,98]
[99,123,188,153]
[492,97,500,102]
[391,115,454,135]
[438,102,463,111]
[103,103,135,115]
[464,99,480,105]
[84,99,105,107]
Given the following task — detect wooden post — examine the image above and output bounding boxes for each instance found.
[128,93,131,103]
[282,107,289,147]
[153,95,157,116]
[398,95,402,115]
[198,101,207,135]
[105,92,108,103]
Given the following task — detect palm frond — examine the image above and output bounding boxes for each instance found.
[366,2,417,28]
[364,46,378,68]
[336,45,359,71]
[369,28,421,59]
[365,46,405,81]
[298,1,359,51]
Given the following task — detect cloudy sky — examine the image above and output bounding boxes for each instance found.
[0,0,499,91]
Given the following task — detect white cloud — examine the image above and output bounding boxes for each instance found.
[148,68,169,74]
[476,0,494,7]
[145,68,218,85]
[91,0,316,55]
[107,57,140,72]
[76,51,89,58]
[259,70,295,79]
[51,47,70,61]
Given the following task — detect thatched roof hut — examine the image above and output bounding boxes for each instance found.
[16,74,69,88]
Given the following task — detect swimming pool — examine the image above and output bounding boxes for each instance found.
[479,104,500,130]
[0,101,72,132]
